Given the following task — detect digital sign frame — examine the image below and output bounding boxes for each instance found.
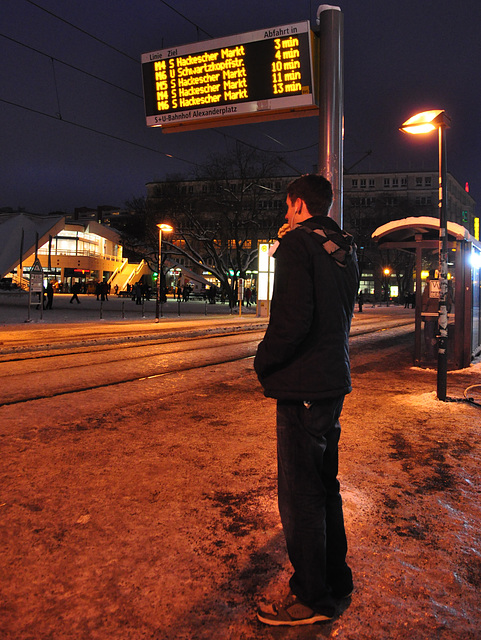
[141,21,318,132]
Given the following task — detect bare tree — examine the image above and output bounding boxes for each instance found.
[128,145,286,305]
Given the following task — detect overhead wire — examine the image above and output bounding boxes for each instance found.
[3,29,315,158]
[0,97,200,166]
[158,0,214,39]
[23,0,139,63]
[6,0,316,170]
[1,33,142,99]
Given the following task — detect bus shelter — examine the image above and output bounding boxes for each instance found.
[372,216,481,369]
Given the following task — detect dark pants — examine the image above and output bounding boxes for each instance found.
[276,396,352,612]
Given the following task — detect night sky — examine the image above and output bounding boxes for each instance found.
[2,0,480,214]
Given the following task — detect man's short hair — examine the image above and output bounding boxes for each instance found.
[287,174,333,216]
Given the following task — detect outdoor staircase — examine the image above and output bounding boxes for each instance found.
[108,259,150,292]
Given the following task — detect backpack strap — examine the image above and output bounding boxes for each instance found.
[299,225,353,268]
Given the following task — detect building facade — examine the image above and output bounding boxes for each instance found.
[18,220,125,293]
[145,170,476,301]
[343,170,476,301]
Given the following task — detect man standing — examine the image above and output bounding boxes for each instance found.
[254,174,359,626]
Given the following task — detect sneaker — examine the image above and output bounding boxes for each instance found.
[257,592,334,627]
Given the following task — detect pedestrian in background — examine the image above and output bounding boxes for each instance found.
[254,174,359,627]
[134,281,142,305]
[45,281,54,309]
[101,280,109,301]
[69,281,81,304]
[358,290,364,313]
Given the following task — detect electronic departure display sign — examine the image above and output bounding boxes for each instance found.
[141,21,317,132]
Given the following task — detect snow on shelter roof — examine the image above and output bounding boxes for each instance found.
[371,216,473,244]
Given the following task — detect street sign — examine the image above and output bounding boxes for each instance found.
[142,21,317,131]
[30,258,43,293]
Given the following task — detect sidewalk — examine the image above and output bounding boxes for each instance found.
[0,291,269,355]
[0,290,257,325]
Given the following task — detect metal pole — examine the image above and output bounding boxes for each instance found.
[437,125,448,400]
[155,228,162,322]
[414,236,423,364]
[317,5,344,227]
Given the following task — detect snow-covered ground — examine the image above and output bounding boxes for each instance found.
[0,309,479,639]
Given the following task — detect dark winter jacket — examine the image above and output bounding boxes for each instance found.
[254,215,359,400]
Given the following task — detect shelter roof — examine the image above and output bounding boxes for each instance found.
[372,216,475,245]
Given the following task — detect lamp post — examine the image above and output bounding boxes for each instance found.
[155,223,173,322]
[400,109,451,400]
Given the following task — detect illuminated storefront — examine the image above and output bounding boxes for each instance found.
[21,221,124,292]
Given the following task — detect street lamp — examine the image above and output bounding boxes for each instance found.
[383,267,391,305]
[400,109,451,400]
[155,223,173,322]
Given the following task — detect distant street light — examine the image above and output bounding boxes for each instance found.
[400,109,451,400]
[155,223,173,322]
[383,267,391,305]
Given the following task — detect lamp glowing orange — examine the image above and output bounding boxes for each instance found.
[157,223,174,233]
[399,109,449,135]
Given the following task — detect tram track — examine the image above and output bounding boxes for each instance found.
[0,324,268,362]
[0,322,414,408]
[0,319,413,364]
[0,353,256,408]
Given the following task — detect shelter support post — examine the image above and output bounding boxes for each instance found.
[414,235,423,364]
[457,240,473,368]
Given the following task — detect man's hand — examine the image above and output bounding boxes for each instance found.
[278,223,291,239]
